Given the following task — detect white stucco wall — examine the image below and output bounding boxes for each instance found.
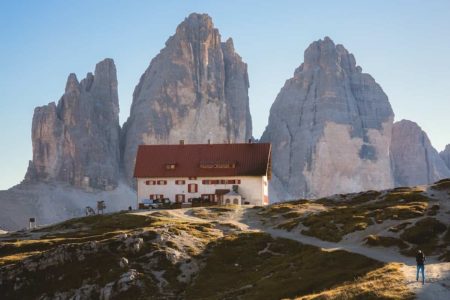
[136,176,269,206]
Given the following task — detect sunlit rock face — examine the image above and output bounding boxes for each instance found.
[261,37,395,200]
[122,13,252,182]
[391,120,450,187]
[440,144,450,170]
[25,59,121,190]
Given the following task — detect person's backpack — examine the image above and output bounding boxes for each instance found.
[416,252,425,264]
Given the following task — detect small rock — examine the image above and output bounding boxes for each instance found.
[119,257,128,268]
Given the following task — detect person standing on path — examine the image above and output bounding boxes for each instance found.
[416,250,425,284]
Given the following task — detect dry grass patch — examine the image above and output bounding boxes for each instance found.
[276,218,302,231]
[35,212,156,238]
[388,222,411,233]
[298,190,432,242]
[190,206,237,220]
[0,251,42,266]
[186,232,384,300]
[430,178,450,190]
[400,217,447,256]
[365,235,409,250]
[296,263,413,300]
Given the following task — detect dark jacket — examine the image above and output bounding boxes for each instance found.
[416,252,425,265]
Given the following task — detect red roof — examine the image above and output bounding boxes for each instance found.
[134,143,271,178]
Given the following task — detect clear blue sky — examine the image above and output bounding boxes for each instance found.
[1,0,449,190]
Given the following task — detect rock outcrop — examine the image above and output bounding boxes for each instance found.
[25,59,121,190]
[440,144,450,170]
[122,13,252,181]
[261,37,395,200]
[391,120,450,186]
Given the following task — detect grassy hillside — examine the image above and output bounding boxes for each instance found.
[259,179,450,262]
[0,209,413,299]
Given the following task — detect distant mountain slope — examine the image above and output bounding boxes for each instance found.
[0,182,134,231]
[391,120,450,186]
[440,144,450,170]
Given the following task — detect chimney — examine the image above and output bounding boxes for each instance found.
[180,140,184,145]
[248,139,252,144]
[208,139,211,144]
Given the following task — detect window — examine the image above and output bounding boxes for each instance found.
[175,180,185,185]
[145,180,156,185]
[202,179,210,184]
[165,163,176,170]
[157,180,167,185]
[188,177,197,180]
[175,194,185,203]
[199,162,236,169]
[226,179,241,184]
[220,180,227,184]
[188,183,198,193]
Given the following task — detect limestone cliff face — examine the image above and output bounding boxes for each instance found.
[391,120,450,186]
[440,144,450,170]
[261,37,394,200]
[122,13,252,181]
[25,59,121,190]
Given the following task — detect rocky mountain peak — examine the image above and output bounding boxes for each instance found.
[176,13,216,37]
[301,37,358,74]
[440,144,450,170]
[391,120,450,186]
[121,13,252,182]
[65,73,80,93]
[25,59,121,190]
[262,37,394,200]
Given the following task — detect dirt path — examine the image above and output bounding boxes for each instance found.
[134,207,450,300]
[233,207,450,300]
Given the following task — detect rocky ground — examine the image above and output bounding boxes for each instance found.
[1,179,450,299]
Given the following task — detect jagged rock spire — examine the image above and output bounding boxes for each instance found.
[25,59,121,190]
[122,13,252,182]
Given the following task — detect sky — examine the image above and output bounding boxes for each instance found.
[0,0,449,190]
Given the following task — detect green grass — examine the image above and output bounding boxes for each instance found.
[430,178,450,190]
[0,211,225,299]
[296,190,432,242]
[365,235,409,250]
[297,263,413,300]
[190,206,237,220]
[388,222,411,233]
[0,213,158,263]
[186,232,384,300]
[400,217,447,256]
